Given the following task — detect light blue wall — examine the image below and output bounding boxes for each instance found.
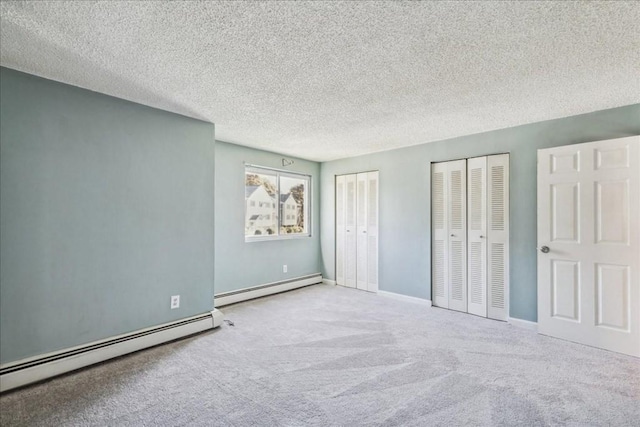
[214,141,321,294]
[2,65,637,365]
[0,67,216,363]
[320,104,640,322]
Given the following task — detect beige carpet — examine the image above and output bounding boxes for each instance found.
[1,284,639,426]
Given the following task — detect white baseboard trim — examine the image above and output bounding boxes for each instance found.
[322,279,337,286]
[377,290,432,307]
[0,310,223,393]
[214,273,322,308]
[508,316,538,332]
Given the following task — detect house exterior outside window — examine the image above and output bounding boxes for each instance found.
[280,193,299,227]
[245,184,277,236]
[245,165,310,241]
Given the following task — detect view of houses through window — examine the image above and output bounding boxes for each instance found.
[245,166,310,239]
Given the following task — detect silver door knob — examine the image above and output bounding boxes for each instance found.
[540,246,550,253]
[450,234,455,237]
[363,230,367,233]
[480,235,485,239]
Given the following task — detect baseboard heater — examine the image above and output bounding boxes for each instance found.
[214,273,322,308]
[0,309,224,393]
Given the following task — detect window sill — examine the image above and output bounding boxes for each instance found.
[245,234,312,243]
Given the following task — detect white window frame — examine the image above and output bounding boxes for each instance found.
[245,164,311,242]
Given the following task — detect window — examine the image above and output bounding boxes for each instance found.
[245,165,310,240]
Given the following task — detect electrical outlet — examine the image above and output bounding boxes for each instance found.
[283,264,288,273]
[170,295,180,309]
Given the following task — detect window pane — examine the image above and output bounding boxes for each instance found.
[245,165,311,241]
[280,175,308,235]
[245,171,278,237]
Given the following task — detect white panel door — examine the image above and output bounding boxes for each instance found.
[448,160,467,313]
[467,157,487,317]
[538,136,639,357]
[432,162,449,308]
[335,175,346,286]
[356,172,369,290]
[487,154,510,321]
[366,171,379,292]
[344,174,357,288]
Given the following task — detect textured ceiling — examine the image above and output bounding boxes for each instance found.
[1,1,639,161]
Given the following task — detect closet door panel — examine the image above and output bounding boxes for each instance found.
[448,160,468,313]
[367,172,379,292]
[345,174,357,288]
[356,173,368,290]
[467,157,488,317]
[432,163,449,308]
[336,175,346,286]
[487,154,510,320]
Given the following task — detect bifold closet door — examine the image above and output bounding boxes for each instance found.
[344,174,357,288]
[431,162,449,308]
[336,172,378,291]
[467,157,488,317]
[368,172,379,292]
[432,155,509,320]
[356,173,368,290]
[356,171,379,292]
[447,160,467,312]
[336,175,346,286]
[336,174,357,288]
[432,160,467,311]
[487,154,509,321]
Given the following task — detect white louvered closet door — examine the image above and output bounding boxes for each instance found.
[344,174,357,288]
[432,155,509,320]
[337,172,379,292]
[467,157,488,317]
[336,175,346,286]
[366,171,379,292]
[448,160,467,313]
[356,173,369,290]
[487,154,509,321]
[431,162,449,308]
